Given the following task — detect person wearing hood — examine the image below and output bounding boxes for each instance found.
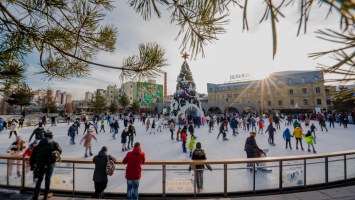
[123,142,146,200]
[7,136,26,177]
[29,123,45,143]
[30,129,62,200]
[190,142,212,193]
[283,128,293,149]
[80,128,98,158]
[92,146,116,198]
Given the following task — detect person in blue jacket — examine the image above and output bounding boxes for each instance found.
[283,128,292,149]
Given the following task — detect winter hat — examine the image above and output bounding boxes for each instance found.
[101,146,108,152]
[196,142,201,149]
[134,142,140,147]
[38,122,43,127]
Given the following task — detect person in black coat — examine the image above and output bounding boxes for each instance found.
[83,120,93,134]
[190,142,212,193]
[265,123,276,144]
[244,131,263,171]
[68,122,79,145]
[217,122,229,140]
[30,131,62,200]
[188,123,194,136]
[127,123,136,149]
[121,127,129,151]
[92,146,116,198]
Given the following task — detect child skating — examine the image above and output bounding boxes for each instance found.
[310,123,317,138]
[282,128,292,149]
[181,130,187,153]
[188,136,196,158]
[305,130,317,153]
[80,128,97,157]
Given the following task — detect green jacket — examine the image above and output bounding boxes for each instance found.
[29,128,45,141]
[305,135,316,144]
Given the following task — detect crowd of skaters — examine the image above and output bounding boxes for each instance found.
[1,110,354,199]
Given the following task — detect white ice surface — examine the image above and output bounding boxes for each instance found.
[0,119,354,194]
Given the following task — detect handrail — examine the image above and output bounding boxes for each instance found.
[2,149,354,164]
[1,149,355,198]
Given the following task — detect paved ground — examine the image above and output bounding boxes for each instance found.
[1,185,355,199]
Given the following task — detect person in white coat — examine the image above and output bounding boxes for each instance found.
[7,136,26,177]
[9,120,19,139]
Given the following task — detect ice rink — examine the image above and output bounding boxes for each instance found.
[0,118,354,194]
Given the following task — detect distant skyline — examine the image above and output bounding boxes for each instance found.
[24,1,346,100]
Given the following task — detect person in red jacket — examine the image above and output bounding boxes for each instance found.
[181,130,187,153]
[122,142,146,200]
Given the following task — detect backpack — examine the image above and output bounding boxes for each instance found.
[50,142,61,164]
[106,155,115,176]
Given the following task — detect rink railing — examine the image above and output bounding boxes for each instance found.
[1,150,355,198]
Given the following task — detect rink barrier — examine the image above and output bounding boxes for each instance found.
[1,150,355,198]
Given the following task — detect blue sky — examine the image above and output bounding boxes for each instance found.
[24,1,344,99]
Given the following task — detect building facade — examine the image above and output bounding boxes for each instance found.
[207,71,328,114]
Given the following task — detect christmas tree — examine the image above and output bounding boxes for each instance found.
[170,59,202,117]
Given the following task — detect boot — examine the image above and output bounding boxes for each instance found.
[122,148,125,152]
[31,194,39,200]
[90,152,93,156]
[43,192,53,200]
[85,154,88,158]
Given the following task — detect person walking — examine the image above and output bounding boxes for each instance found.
[29,123,45,143]
[80,128,97,158]
[112,119,120,139]
[181,129,187,153]
[122,142,146,200]
[30,131,62,200]
[18,117,25,129]
[310,123,317,138]
[92,146,116,198]
[188,136,196,158]
[150,119,156,134]
[68,122,79,145]
[319,117,328,132]
[292,125,304,150]
[258,119,264,134]
[190,142,212,193]
[244,132,263,172]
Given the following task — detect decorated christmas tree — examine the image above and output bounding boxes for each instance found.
[170,55,203,118]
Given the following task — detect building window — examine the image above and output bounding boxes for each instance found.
[241,85,246,89]
[276,80,280,85]
[290,100,294,105]
[266,91,270,96]
[316,99,322,105]
[234,86,238,89]
[301,77,305,83]
[278,100,282,106]
[314,76,319,81]
[247,93,251,98]
[228,94,232,98]
[326,99,331,105]
[217,95,220,99]
[210,88,213,91]
[288,78,292,84]
[315,87,321,93]
[257,93,260,96]
[268,101,272,106]
[130,85,132,88]
[234,94,238,98]
[257,101,261,104]
[302,88,307,94]
[130,91,132,94]
[130,97,132,100]
[242,94,246,98]
[288,89,293,95]
[210,95,213,100]
[222,94,225,99]
[303,99,308,105]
